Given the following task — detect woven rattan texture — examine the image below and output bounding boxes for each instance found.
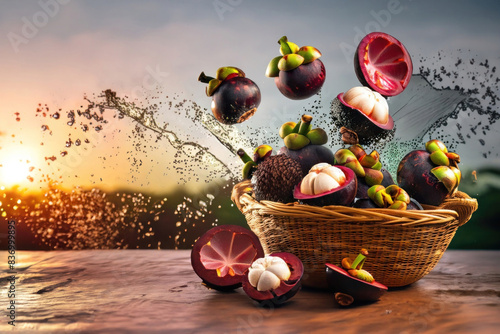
[232,180,478,288]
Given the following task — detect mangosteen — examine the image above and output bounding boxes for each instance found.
[251,154,303,203]
[191,225,265,290]
[326,250,387,306]
[198,66,261,124]
[266,36,325,100]
[331,32,412,145]
[277,114,334,174]
[354,32,413,97]
[294,164,357,207]
[397,139,461,206]
[331,87,395,146]
[242,252,304,306]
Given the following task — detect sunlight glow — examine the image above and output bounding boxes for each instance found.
[0,147,36,188]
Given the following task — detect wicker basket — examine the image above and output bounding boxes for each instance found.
[231,180,478,288]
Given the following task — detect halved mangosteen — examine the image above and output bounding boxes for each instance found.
[242,252,304,306]
[293,164,357,207]
[326,250,387,306]
[325,263,388,305]
[191,225,265,290]
[354,32,413,97]
[331,32,412,146]
[331,88,395,146]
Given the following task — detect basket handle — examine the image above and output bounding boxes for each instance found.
[231,180,252,212]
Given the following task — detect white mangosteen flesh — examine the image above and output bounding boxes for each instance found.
[248,256,291,292]
[300,163,346,195]
[343,86,389,125]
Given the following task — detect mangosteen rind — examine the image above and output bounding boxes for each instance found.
[331,93,395,146]
[191,225,265,290]
[354,32,413,97]
[243,252,304,306]
[294,166,357,207]
[325,263,388,302]
[278,144,334,175]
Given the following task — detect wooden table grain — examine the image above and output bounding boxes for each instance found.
[1,250,499,333]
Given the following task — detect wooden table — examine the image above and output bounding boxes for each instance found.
[1,250,499,333]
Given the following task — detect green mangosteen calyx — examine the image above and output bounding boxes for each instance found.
[266,36,321,77]
[334,144,384,186]
[281,115,328,151]
[367,184,411,210]
[341,249,375,283]
[425,139,461,195]
[237,145,273,180]
[198,66,245,97]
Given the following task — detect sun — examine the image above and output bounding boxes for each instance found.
[0,147,37,188]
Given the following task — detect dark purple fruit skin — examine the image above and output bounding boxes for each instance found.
[191,225,265,291]
[330,94,395,146]
[275,59,326,100]
[325,263,387,302]
[212,76,261,124]
[397,150,448,206]
[352,198,377,209]
[407,198,424,210]
[243,252,304,306]
[278,144,334,175]
[294,166,357,207]
[355,168,395,199]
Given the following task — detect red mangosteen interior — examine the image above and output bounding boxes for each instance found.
[360,35,411,95]
[199,230,258,277]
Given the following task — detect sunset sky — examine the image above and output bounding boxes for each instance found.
[1,0,499,194]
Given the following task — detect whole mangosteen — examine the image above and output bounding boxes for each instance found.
[266,36,325,100]
[198,66,261,124]
[397,139,461,206]
[277,114,334,174]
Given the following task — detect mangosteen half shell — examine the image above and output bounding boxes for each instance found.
[354,32,413,97]
[294,165,357,207]
[325,263,388,304]
[331,92,395,146]
[191,225,265,290]
[243,252,304,306]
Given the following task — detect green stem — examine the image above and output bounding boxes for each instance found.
[298,115,313,135]
[350,253,366,270]
[198,72,214,83]
[237,148,254,164]
[278,36,292,55]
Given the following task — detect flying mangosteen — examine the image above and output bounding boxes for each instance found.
[293,163,357,207]
[242,252,304,306]
[266,36,326,100]
[191,225,265,290]
[198,66,261,125]
[397,139,461,206]
[277,114,335,175]
[326,249,388,306]
[331,32,413,145]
